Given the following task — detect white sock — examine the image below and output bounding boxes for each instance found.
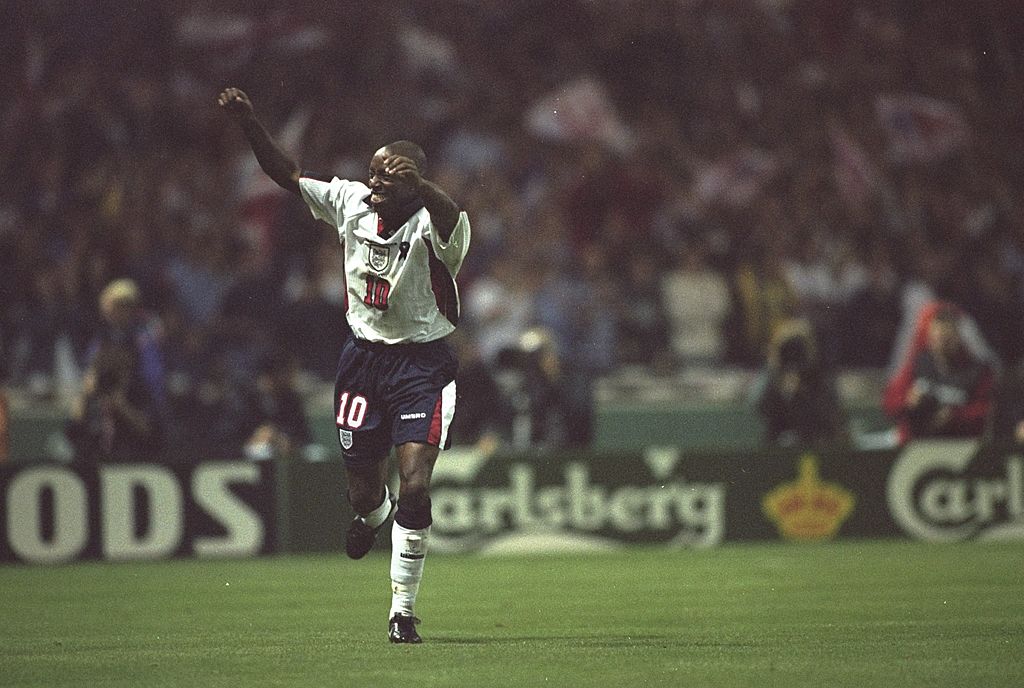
[390,522,430,618]
[360,485,392,529]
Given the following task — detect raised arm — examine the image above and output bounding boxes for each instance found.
[418,178,462,242]
[217,88,301,196]
[385,155,461,241]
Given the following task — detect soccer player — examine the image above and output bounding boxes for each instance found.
[218,87,470,644]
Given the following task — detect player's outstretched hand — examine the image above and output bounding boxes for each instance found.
[384,155,423,190]
[217,87,253,121]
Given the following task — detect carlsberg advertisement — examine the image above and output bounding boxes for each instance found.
[3,440,1022,562]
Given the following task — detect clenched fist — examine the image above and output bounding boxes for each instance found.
[217,87,253,120]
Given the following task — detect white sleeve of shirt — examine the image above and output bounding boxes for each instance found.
[298,176,369,227]
[298,176,343,226]
[428,211,471,276]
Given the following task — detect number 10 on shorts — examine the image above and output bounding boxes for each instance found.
[336,391,368,428]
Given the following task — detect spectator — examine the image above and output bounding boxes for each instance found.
[753,318,848,449]
[87,279,169,434]
[462,259,534,365]
[615,252,673,368]
[841,246,901,367]
[730,244,798,366]
[0,386,9,463]
[278,236,351,381]
[883,302,998,445]
[987,358,1024,445]
[170,355,243,459]
[660,239,732,365]
[65,343,162,464]
[534,246,617,446]
[8,261,81,399]
[447,329,514,452]
[230,352,313,461]
[494,327,571,449]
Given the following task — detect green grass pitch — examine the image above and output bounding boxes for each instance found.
[2,540,1022,687]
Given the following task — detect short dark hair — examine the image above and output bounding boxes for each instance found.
[384,140,427,173]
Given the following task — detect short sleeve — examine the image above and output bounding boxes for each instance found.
[428,211,471,276]
[298,176,345,226]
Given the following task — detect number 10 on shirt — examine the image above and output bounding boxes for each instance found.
[364,275,391,310]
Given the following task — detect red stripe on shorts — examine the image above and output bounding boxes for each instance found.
[427,395,443,445]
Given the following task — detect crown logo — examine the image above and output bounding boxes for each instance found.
[762,454,855,541]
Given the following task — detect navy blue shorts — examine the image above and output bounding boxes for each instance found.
[333,335,458,468]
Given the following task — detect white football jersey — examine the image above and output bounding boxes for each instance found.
[299,176,470,344]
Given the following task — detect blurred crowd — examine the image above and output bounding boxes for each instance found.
[2,1,1024,458]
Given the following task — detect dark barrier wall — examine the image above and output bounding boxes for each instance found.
[2,440,1021,563]
[7,405,893,458]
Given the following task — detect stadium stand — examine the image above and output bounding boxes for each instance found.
[2,1,1022,458]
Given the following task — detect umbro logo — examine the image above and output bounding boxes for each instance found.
[400,412,427,420]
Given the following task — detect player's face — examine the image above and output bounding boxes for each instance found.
[368,150,417,215]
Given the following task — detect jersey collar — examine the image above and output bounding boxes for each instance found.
[362,195,425,239]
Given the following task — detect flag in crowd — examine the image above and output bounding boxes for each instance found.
[875,93,970,164]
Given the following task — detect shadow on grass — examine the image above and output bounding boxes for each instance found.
[425,634,699,647]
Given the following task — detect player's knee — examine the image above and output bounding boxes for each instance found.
[397,452,434,495]
[347,482,385,515]
[399,464,430,493]
[345,459,389,515]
